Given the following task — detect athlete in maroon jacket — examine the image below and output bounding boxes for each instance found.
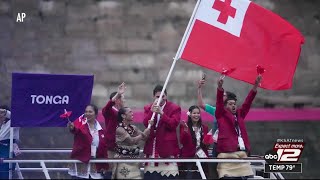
[102,82,126,159]
[143,85,181,179]
[215,75,262,179]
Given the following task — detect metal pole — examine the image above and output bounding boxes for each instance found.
[196,160,206,179]
[149,58,178,124]
[15,163,24,179]
[174,0,201,61]
[148,0,202,128]
[3,158,266,163]
[275,172,285,179]
[18,168,69,171]
[9,127,13,179]
[40,161,51,179]
[20,149,72,153]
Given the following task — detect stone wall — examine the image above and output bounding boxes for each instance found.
[1,0,320,179]
[1,0,319,108]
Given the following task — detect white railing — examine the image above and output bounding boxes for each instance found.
[5,158,266,163]
[4,158,267,180]
[20,149,72,153]
[3,148,281,179]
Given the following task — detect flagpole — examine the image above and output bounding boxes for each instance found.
[174,0,201,61]
[148,0,202,128]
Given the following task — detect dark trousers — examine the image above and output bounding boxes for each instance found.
[102,171,112,179]
[209,143,219,179]
[179,162,210,179]
[0,140,16,179]
[179,162,201,179]
[144,171,176,180]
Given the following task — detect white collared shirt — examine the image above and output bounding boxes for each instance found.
[87,120,102,147]
[192,126,201,148]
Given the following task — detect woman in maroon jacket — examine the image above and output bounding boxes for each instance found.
[67,104,109,179]
[179,105,209,179]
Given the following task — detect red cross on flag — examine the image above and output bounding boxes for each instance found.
[178,0,304,90]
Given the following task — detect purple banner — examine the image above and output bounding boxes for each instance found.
[11,73,94,127]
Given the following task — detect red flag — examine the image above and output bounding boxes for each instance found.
[60,111,72,119]
[203,134,214,145]
[73,114,87,128]
[179,0,304,90]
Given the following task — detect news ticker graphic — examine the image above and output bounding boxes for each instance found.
[264,139,304,173]
[265,163,302,173]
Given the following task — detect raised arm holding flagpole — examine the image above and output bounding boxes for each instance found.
[141,3,201,178]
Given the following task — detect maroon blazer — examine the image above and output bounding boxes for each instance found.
[215,88,257,154]
[102,100,118,151]
[70,120,109,171]
[180,124,209,158]
[143,100,181,157]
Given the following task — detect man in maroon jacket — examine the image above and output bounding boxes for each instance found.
[215,75,262,179]
[102,83,126,161]
[143,85,181,179]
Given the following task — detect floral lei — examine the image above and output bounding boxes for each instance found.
[118,122,135,136]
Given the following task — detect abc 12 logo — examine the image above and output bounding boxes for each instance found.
[264,142,304,164]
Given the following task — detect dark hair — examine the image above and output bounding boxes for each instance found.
[187,105,205,147]
[117,107,129,123]
[0,105,11,123]
[224,91,237,105]
[109,91,117,100]
[226,91,237,100]
[86,104,98,115]
[153,85,167,96]
[0,105,10,111]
